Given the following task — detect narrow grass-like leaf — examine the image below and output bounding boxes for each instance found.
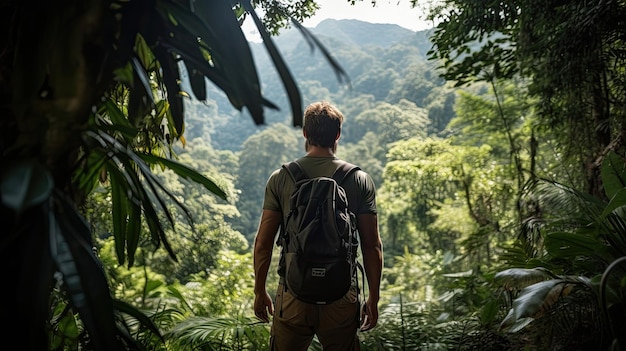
[240,1,301,126]
[115,150,176,261]
[139,153,227,200]
[91,130,180,262]
[113,298,164,341]
[51,194,121,351]
[130,56,155,104]
[72,151,106,195]
[185,61,207,101]
[126,196,142,267]
[289,17,350,86]
[166,316,270,350]
[104,98,132,128]
[158,0,267,123]
[94,115,139,141]
[153,45,184,136]
[107,164,128,265]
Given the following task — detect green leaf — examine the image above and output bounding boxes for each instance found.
[145,279,165,295]
[117,147,178,261]
[126,199,142,267]
[108,165,128,266]
[240,1,302,126]
[89,130,180,263]
[153,45,184,136]
[138,153,227,200]
[72,148,107,195]
[544,231,606,259]
[192,0,265,122]
[480,298,499,325]
[602,188,626,219]
[130,56,155,105]
[166,316,270,349]
[494,267,554,290]
[1,158,53,212]
[184,58,207,101]
[51,193,121,350]
[94,115,139,141]
[499,280,559,331]
[601,151,626,200]
[290,18,350,85]
[113,299,164,341]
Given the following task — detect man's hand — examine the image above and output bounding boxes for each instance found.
[254,290,274,323]
[359,297,379,332]
[253,209,281,323]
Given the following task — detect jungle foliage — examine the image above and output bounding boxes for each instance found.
[2,0,626,350]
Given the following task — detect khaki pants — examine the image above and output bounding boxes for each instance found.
[270,283,360,351]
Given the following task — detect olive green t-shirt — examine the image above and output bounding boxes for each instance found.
[263,155,378,228]
[263,156,377,277]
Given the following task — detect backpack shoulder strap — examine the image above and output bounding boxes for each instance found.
[332,161,361,185]
[282,161,309,183]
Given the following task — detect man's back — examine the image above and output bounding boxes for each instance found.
[279,159,360,304]
[264,157,376,221]
[253,101,383,351]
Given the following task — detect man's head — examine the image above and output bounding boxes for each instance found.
[303,101,344,151]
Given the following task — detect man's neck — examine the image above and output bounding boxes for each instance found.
[306,145,335,157]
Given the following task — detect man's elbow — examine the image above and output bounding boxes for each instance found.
[254,238,273,255]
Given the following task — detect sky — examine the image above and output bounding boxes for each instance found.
[300,0,432,31]
[243,0,433,42]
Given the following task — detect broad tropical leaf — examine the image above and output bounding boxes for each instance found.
[1,159,53,212]
[498,278,589,332]
[494,267,555,290]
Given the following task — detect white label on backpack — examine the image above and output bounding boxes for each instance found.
[311,268,326,277]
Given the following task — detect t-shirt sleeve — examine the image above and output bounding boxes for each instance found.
[262,168,283,212]
[356,170,377,214]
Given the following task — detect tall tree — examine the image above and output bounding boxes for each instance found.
[425,2,626,346]
[234,123,301,239]
[427,0,626,198]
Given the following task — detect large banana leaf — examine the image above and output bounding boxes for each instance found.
[497,274,590,333]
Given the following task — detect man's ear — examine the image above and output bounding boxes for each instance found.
[335,130,341,140]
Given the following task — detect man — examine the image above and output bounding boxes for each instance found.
[253,101,383,350]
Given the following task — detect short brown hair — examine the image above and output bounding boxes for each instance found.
[303,101,344,148]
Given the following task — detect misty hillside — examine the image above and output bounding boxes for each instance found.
[280,19,417,49]
[183,19,447,151]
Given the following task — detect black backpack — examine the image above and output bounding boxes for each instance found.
[279,160,361,304]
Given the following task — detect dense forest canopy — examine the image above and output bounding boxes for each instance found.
[1,1,625,350]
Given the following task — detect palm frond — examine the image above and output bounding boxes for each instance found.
[81,128,228,266]
[166,316,270,351]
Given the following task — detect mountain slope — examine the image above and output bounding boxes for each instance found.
[184,19,448,151]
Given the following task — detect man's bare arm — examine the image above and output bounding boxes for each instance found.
[357,213,383,331]
[253,209,282,322]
